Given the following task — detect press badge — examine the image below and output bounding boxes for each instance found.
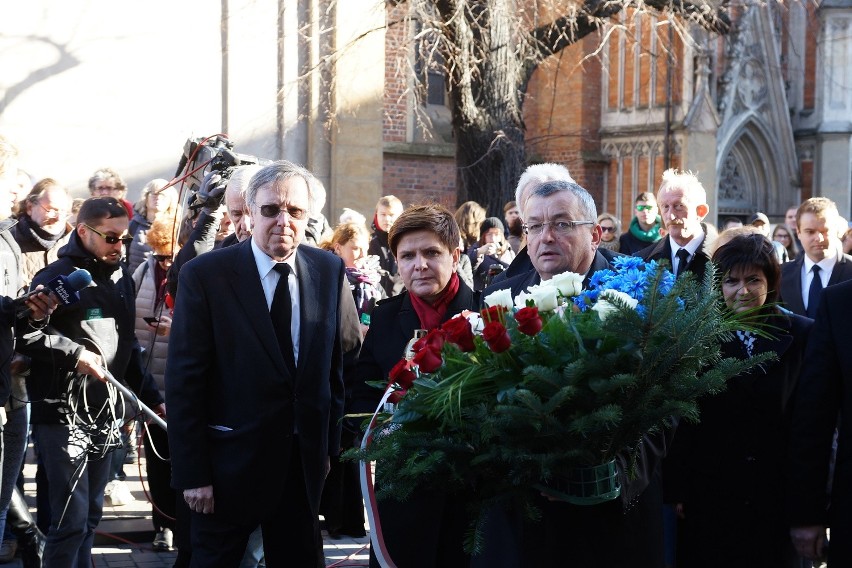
[86,308,103,320]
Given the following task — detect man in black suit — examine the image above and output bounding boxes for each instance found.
[482,179,609,298]
[778,197,852,317]
[166,161,361,567]
[637,169,713,282]
[788,278,852,564]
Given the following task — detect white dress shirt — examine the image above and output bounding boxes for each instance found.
[251,239,301,366]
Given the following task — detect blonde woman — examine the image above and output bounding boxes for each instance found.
[127,179,179,272]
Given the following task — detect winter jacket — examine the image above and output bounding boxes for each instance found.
[25,231,162,425]
[132,257,169,394]
[11,214,74,286]
[126,213,152,274]
[0,219,24,404]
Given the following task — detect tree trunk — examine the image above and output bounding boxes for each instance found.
[440,0,530,217]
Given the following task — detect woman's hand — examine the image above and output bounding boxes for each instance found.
[149,314,172,337]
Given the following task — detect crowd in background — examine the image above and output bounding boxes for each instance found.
[1,128,850,567]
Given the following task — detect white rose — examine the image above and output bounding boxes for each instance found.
[484,288,514,310]
[599,289,639,310]
[591,299,617,321]
[549,271,584,298]
[514,291,534,310]
[528,283,559,312]
[464,312,485,333]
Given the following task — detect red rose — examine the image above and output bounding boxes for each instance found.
[412,329,445,353]
[441,317,475,352]
[388,387,408,404]
[413,345,444,373]
[514,306,543,336]
[389,358,417,389]
[480,305,508,323]
[482,321,512,353]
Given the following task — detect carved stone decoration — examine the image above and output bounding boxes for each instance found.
[719,153,746,201]
[737,59,767,110]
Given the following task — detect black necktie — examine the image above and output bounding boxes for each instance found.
[675,248,690,278]
[806,265,823,319]
[271,263,297,374]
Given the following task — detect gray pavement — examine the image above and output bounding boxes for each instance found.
[10,447,370,567]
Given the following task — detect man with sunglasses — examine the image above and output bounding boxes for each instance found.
[24,196,164,567]
[619,192,663,254]
[166,161,361,566]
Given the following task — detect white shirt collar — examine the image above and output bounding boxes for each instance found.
[250,238,298,279]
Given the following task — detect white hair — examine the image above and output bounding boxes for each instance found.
[515,163,575,217]
[658,168,707,206]
[226,164,263,201]
[339,207,366,226]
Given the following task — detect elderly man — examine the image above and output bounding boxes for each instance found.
[778,197,852,318]
[478,179,666,568]
[88,167,133,217]
[637,169,713,281]
[166,161,361,567]
[221,165,263,247]
[483,179,608,297]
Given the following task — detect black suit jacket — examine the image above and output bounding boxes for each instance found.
[636,231,712,282]
[788,279,852,564]
[481,249,615,304]
[778,251,852,316]
[166,240,361,519]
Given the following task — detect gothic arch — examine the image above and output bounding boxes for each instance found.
[716,118,781,216]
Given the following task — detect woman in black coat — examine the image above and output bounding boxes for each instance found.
[664,233,812,568]
[353,204,478,568]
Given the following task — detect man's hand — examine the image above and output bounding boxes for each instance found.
[790,525,827,560]
[184,485,215,514]
[76,350,106,381]
[25,286,59,321]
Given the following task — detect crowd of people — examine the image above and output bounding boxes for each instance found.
[0,129,850,567]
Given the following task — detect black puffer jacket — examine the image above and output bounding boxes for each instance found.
[24,231,162,424]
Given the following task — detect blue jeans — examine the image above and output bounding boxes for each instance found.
[32,424,112,568]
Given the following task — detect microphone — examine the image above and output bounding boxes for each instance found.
[16,268,93,319]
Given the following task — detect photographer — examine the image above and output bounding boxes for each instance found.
[467,217,515,292]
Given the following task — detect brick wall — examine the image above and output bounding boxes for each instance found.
[382,154,457,209]
[383,3,409,144]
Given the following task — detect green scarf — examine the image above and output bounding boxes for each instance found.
[629,216,662,243]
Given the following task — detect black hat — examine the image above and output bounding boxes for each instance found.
[480,217,505,237]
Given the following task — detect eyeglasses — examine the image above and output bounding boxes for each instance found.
[636,205,655,212]
[153,254,173,262]
[83,224,133,246]
[523,220,595,236]
[258,204,308,221]
[37,203,66,218]
[600,226,617,233]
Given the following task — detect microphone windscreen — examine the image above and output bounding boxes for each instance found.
[66,269,93,291]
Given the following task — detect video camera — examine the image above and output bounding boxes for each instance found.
[174,135,269,209]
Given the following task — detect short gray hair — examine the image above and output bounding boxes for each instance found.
[226,164,263,201]
[515,163,575,217]
[527,180,598,222]
[245,161,317,211]
[658,169,706,206]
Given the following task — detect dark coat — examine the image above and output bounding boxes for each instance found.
[166,240,361,520]
[474,251,668,568]
[788,279,852,565]
[619,225,661,255]
[24,231,163,423]
[665,309,812,568]
[778,250,852,316]
[636,230,713,283]
[353,280,478,568]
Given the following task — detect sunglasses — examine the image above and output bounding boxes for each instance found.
[258,204,308,220]
[636,205,655,212]
[84,224,133,246]
[153,254,173,262]
[600,226,617,233]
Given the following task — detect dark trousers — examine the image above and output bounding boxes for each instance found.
[189,439,323,567]
[143,423,176,532]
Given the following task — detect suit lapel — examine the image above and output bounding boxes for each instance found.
[785,258,806,315]
[229,241,291,377]
[295,248,320,379]
[396,292,424,341]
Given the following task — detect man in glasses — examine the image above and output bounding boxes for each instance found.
[166,161,361,566]
[482,179,610,297]
[638,169,713,282]
[24,196,164,566]
[88,167,133,218]
[619,192,663,254]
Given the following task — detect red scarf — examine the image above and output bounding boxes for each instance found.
[408,272,460,330]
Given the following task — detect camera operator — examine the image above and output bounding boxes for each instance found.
[23,197,163,567]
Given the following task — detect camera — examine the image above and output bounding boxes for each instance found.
[174,135,268,208]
